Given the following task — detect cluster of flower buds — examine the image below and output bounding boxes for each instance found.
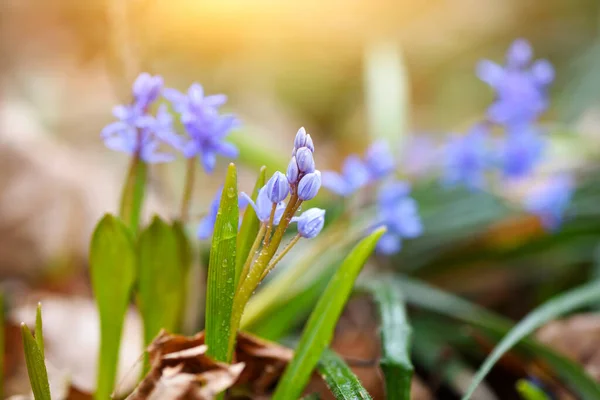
[287,128,322,201]
[242,127,325,239]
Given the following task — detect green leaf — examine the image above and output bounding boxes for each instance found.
[317,349,372,399]
[360,279,412,400]
[235,166,266,287]
[21,323,51,400]
[119,156,147,233]
[35,303,44,360]
[396,277,600,399]
[205,163,238,362]
[138,216,189,348]
[90,214,137,400]
[463,280,600,399]
[247,270,332,341]
[272,227,385,400]
[517,380,551,400]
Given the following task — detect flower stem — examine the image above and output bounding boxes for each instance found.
[259,234,301,281]
[227,195,301,359]
[263,203,277,247]
[179,157,197,222]
[237,224,267,291]
[119,152,147,233]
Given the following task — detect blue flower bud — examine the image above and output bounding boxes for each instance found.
[298,170,321,200]
[287,156,299,184]
[305,134,315,153]
[266,171,290,203]
[296,147,315,173]
[241,187,286,224]
[294,127,307,149]
[294,208,326,238]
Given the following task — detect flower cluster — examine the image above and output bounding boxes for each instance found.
[322,140,395,197]
[101,73,238,171]
[375,182,423,254]
[443,39,555,187]
[242,127,325,239]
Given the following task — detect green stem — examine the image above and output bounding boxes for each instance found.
[263,203,277,247]
[180,157,197,222]
[119,152,147,233]
[237,224,267,290]
[260,234,301,281]
[227,195,301,359]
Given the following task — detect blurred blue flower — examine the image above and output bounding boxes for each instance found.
[500,125,546,180]
[524,174,574,230]
[165,83,239,172]
[181,113,240,172]
[101,73,182,163]
[477,39,554,126]
[364,140,395,179]
[376,181,423,254]
[442,125,490,190]
[322,155,370,197]
[197,189,222,239]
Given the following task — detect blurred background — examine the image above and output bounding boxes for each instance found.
[3,0,600,398]
[3,0,600,279]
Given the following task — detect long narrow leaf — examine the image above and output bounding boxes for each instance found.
[35,303,44,360]
[272,227,385,400]
[119,157,147,233]
[90,214,137,400]
[317,349,372,399]
[463,280,600,399]
[396,277,600,399]
[205,163,238,362]
[235,166,266,287]
[21,323,51,400]
[138,216,188,348]
[360,279,412,400]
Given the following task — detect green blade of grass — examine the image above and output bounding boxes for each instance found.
[21,323,51,400]
[396,277,600,399]
[206,163,239,362]
[463,280,600,400]
[317,349,372,399]
[272,227,385,400]
[138,216,189,348]
[235,166,266,288]
[359,279,412,400]
[517,380,551,400]
[35,303,44,360]
[90,214,137,400]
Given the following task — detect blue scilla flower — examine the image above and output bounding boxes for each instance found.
[102,74,183,163]
[376,181,423,254]
[292,208,326,238]
[165,83,239,172]
[477,39,554,126]
[298,171,322,201]
[443,124,490,190]
[500,125,546,180]
[163,83,227,120]
[524,174,574,230]
[181,113,240,172]
[241,186,286,225]
[322,155,370,197]
[364,140,395,179]
[292,127,314,155]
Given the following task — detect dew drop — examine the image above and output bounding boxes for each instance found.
[226,187,235,198]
